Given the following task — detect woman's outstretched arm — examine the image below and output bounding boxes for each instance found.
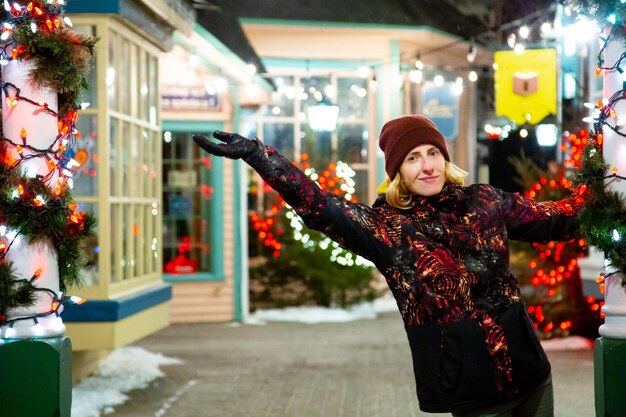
[492,184,585,242]
[193,131,397,266]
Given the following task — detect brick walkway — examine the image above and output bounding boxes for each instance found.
[108,311,594,417]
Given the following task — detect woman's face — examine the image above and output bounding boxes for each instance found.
[399,144,446,196]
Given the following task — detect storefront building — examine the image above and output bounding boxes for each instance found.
[159,25,271,323]
[61,4,492,365]
[62,0,271,378]
[235,14,492,203]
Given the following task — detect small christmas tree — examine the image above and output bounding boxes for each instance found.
[248,154,378,309]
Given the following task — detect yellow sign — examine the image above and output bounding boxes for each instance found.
[494,49,557,125]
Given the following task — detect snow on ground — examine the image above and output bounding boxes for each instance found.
[540,335,594,351]
[245,294,594,352]
[71,295,592,416]
[244,293,398,324]
[72,347,183,417]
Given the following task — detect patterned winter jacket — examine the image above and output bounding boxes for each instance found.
[245,140,582,413]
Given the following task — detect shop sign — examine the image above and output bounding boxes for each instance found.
[494,48,557,125]
[168,170,197,188]
[161,85,221,111]
[421,82,461,141]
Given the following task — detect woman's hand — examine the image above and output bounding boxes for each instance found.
[192,131,258,159]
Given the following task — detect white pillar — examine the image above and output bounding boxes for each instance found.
[598,32,626,339]
[1,59,64,338]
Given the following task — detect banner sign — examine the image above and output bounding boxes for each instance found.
[421,82,461,141]
[494,48,557,125]
[161,85,220,111]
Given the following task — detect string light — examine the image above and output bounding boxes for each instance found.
[507,33,517,48]
[414,55,424,70]
[409,69,423,84]
[519,25,530,39]
[249,156,371,266]
[519,130,603,335]
[0,0,95,333]
[466,40,477,63]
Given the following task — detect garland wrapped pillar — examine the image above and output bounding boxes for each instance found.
[1,59,64,337]
[0,1,96,416]
[593,29,626,416]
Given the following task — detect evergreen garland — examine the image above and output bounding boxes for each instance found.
[0,162,95,320]
[0,1,98,322]
[507,145,603,339]
[0,1,99,122]
[0,261,36,319]
[572,134,626,285]
[565,0,626,286]
[12,25,98,117]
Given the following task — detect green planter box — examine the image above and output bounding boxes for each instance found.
[595,337,626,417]
[0,337,72,417]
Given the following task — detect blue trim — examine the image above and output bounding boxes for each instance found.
[390,39,401,119]
[377,155,386,185]
[163,272,224,282]
[173,32,220,73]
[233,164,243,320]
[61,284,172,322]
[192,24,274,94]
[232,83,243,321]
[65,0,120,13]
[162,120,223,133]
[375,64,386,185]
[211,155,225,278]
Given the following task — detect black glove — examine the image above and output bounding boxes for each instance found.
[192,131,258,160]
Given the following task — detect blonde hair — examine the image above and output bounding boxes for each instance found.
[385,161,469,209]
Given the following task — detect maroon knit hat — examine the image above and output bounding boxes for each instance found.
[378,115,449,179]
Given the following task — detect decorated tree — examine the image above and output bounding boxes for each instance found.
[0,0,97,338]
[508,130,604,338]
[565,0,626,309]
[248,154,378,308]
[563,2,626,414]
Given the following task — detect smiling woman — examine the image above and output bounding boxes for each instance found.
[378,115,467,207]
[192,113,586,417]
[399,144,447,197]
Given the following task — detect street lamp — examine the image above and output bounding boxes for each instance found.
[307,97,340,132]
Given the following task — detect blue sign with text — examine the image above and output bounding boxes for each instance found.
[421,83,461,141]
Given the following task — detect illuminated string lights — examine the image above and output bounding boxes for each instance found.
[572,131,626,286]
[0,0,96,330]
[513,131,603,337]
[249,154,372,268]
[563,1,626,287]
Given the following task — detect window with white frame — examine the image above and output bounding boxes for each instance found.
[68,19,164,290]
[106,24,162,284]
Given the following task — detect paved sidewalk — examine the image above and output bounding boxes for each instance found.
[109,311,595,417]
